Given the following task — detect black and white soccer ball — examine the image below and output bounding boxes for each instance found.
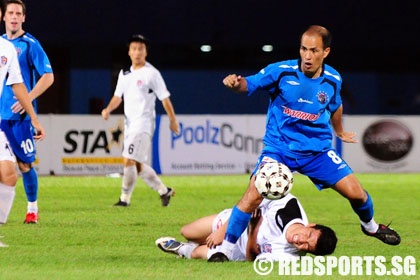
[254,162,293,200]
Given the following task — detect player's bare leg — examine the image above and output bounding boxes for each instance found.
[333,174,400,245]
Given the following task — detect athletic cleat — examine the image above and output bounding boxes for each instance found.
[208,252,229,262]
[160,187,175,207]
[24,212,38,224]
[361,223,401,245]
[155,237,184,255]
[114,199,129,207]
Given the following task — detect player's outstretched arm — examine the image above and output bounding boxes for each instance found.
[222,74,248,93]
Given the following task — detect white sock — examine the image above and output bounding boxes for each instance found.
[120,166,137,203]
[178,242,199,259]
[361,219,379,233]
[213,240,235,260]
[138,163,167,195]
[27,201,38,213]
[0,183,16,224]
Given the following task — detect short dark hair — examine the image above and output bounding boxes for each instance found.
[4,0,26,15]
[311,224,337,256]
[127,34,149,48]
[301,25,332,49]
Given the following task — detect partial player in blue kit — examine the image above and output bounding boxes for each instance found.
[0,2,46,246]
[1,0,54,224]
[207,25,400,262]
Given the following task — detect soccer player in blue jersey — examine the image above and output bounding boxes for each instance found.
[208,25,400,262]
[0,2,46,246]
[1,0,54,224]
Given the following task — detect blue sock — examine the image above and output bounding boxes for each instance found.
[352,191,374,223]
[22,168,38,202]
[225,206,252,243]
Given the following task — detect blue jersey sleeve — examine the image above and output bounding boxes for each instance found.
[24,34,53,90]
[0,33,52,120]
[30,41,53,77]
[245,62,286,95]
[323,67,343,113]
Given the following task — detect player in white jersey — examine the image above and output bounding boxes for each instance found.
[0,1,46,247]
[102,34,180,207]
[155,194,337,261]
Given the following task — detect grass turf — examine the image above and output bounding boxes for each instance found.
[0,173,419,279]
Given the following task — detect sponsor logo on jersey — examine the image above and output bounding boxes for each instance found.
[1,56,7,66]
[298,98,313,104]
[286,80,300,85]
[282,106,320,121]
[316,91,328,104]
[15,47,22,56]
[261,243,273,253]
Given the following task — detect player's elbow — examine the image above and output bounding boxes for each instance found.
[44,73,55,87]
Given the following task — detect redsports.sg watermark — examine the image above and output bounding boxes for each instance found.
[253,256,417,276]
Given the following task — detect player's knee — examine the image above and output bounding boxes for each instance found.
[345,186,368,207]
[180,223,197,240]
[348,184,366,200]
[2,170,18,186]
[335,175,366,201]
[180,225,189,239]
[18,162,32,173]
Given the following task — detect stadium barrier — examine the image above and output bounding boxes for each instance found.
[34,115,419,175]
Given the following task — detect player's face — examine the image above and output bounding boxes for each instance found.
[128,42,147,68]
[299,33,330,78]
[3,3,26,35]
[288,224,321,252]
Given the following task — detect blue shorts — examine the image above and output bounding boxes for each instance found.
[252,149,353,190]
[0,120,36,163]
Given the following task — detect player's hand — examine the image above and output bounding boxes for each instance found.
[11,100,25,114]
[223,74,243,90]
[337,131,358,143]
[170,119,180,135]
[31,118,46,141]
[101,108,110,120]
[206,228,225,249]
[249,208,262,232]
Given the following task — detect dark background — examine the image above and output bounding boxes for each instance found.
[14,1,420,115]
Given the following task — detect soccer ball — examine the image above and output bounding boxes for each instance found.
[254,162,293,200]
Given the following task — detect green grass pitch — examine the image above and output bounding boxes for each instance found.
[0,173,419,279]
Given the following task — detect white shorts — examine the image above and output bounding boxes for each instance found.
[0,130,16,162]
[122,131,151,163]
[207,209,246,261]
[212,209,232,232]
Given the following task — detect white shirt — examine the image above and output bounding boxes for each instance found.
[0,37,23,96]
[114,62,170,135]
[215,194,308,261]
[254,195,308,261]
